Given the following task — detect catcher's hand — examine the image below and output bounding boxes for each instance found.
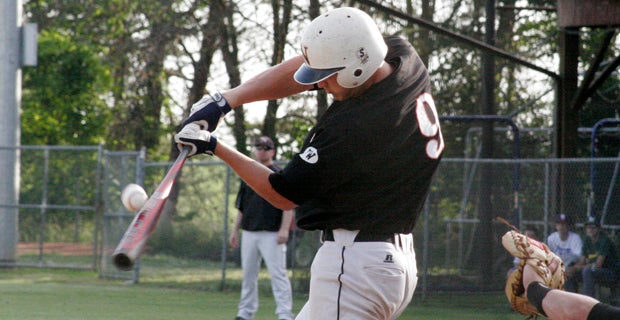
[501,229,565,317]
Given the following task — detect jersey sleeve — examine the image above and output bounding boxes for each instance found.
[269,126,355,205]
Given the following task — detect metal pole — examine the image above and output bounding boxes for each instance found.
[421,196,430,300]
[221,166,231,291]
[132,147,146,283]
[38,148,49,264]
[0,0,21,262]
[478,0,496,284]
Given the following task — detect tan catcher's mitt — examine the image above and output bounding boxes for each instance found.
[501,227,565,318]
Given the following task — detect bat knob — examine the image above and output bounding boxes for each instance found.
[113,253,134,271]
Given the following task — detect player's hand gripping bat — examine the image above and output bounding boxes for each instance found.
[112,146,190,271]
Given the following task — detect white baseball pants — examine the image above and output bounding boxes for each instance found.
[237,230,294,320]
[296,229,417,320]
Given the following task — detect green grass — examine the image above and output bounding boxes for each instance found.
[0,267,524,320]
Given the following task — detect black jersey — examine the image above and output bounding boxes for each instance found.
[269,36,444,234]
[236,163,285,232]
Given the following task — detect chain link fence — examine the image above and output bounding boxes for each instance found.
[5,145,620,292]
[424,157,620,291]
[8,145,103,269]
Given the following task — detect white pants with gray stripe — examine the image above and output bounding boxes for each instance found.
[296,229,417,320]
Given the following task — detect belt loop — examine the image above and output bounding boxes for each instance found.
[332,229,359,246]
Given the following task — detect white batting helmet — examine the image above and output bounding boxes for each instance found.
[294,7,388,88]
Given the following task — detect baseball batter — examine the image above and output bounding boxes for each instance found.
[175,7,443,319]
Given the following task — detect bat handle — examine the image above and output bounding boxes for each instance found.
[179,145,192,158]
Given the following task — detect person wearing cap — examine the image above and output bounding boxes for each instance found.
[230,136,295,320]
[175,6,443,319]
[546,213,583,292]
[574,216,619,297]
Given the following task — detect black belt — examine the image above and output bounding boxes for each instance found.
[322,229,395,243]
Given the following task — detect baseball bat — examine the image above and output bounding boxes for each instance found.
[112,146,190,271]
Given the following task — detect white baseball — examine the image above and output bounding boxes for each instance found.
[121,183,148,212]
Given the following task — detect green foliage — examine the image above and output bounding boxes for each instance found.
[148,220,227,261]
[18,148,101,243]
[276,100,317,160]
[143,163,240,260]
[21,30,112,145]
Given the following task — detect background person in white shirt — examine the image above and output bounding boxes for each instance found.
[546,213,583,292]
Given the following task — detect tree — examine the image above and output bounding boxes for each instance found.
[21,30,111,145]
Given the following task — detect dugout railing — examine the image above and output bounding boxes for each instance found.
[422,157,620,291]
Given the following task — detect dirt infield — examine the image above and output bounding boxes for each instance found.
[17,242,93,256]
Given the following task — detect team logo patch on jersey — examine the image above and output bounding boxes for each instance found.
[300,147,318,164]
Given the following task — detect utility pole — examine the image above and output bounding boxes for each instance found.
[0,0,21,262]
[479,0,496,284]
[0,0,36,262]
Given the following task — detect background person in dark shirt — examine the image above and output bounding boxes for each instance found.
[229,136,294,320]
[574,216,619,297]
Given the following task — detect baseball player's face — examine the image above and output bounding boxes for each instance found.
[555,222,568,234]
[317,74,362,101]
[253,146,274,164]
[585,225,599,238]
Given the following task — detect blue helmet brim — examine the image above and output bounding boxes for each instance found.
[293,63,344,85]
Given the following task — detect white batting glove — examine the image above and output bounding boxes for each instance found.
[174,122,217,157]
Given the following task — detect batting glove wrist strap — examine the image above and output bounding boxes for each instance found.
[182,91,231,132]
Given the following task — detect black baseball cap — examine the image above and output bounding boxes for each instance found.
[254,136,274,150]
[555,213,571,224]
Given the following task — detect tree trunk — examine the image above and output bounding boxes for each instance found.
[219,0,246,153]
[308,0,328,119]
